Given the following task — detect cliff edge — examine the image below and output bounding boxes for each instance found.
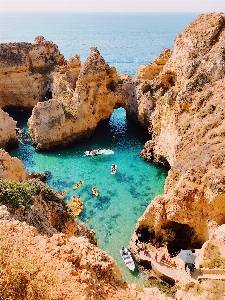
[130,10,225,279]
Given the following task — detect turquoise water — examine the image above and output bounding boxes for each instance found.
[9,107,168,284]
[2,12,198,283]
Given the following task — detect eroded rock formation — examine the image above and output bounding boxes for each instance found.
[0,148,28,181]
[1,12,225,299]
[132,13,225,253]
[28,47,136,150]
[0,110,17,149]
[0,36,66,109]
[0,152,169,300]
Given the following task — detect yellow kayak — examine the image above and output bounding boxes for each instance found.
[72,181,84,190]
[69,196,84,216]
[57,190,67,198]
[91,188,99,196]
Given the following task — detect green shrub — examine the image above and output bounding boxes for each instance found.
[0,179,64,209]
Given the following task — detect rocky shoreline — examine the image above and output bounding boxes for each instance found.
[1,12,225,299]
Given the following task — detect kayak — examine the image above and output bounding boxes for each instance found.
[72,181,84,190]
[57,190,67,198]
[70,196,84,216]
[91,188,99,196]
[84,149,114,156]
[120,248,135,271]
[111,165,117,175]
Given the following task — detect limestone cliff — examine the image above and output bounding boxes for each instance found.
[28,47,136,150]
[0,36,66,109]
[0,148,28,181]
[0,149,96,242]
[1,12,225,299]
[0,36,67,147]
[0,109,17,149]
[0,217,171,300]
[0,151,169,300]
[132,13,225,255]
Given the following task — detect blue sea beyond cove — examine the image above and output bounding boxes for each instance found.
[1,12,199,284]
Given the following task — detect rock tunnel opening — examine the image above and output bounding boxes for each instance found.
[162,221,202,254]
[3,106,32,145]
[137,222,202,255]
[3,106,32,125]
[108,107,150,141]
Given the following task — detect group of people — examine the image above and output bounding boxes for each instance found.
[71,195,82,203]
[84,149,102,156]
[185,263,196,275]
[121,246,128,255]
[70,195,84,216]
[134,240,149,256]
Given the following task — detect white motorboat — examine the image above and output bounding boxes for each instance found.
[84,149,114,156]
[120,247,135,271]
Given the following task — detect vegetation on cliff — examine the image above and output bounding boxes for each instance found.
[0,178,65,209]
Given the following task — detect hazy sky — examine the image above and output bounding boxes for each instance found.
[0,0,224,13]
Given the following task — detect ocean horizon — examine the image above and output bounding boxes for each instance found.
[2,12,199,284]
[0,12,199,76]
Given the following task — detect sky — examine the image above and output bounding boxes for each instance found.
[0,0,224,13]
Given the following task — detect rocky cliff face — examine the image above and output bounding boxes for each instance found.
[0,36,66,109]
[1,12,225,299]
[0,36,67,148]
[0,151,169,300]
[0,39,137,151]
[28,47,136,150]
[0,148,28,181]
[0,110,17,149]
[0,148,96,242]
[0,217,171,300]
[132,13,225,253]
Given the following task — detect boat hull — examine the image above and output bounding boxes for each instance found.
[120,249,135,271]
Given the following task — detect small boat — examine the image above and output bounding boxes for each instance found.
[91,187,99,196]
[57,190,67,198]
[111,164,117,175]
[72,181,84,190]
[120,247,135,271]
[84,149,114,156]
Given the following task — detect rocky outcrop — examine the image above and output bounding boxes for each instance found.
[134,48,172,129]
[0,148,28,181]
[174,225,225,300]
[28,47,136,150]
[0,109,17,148]
[132,13,225,255]
[2,12,225,299]
[0,149,169,299]
[0,38,138,151]
[0,218,171,300]
[0,149,96,241]
[0,36,66,109]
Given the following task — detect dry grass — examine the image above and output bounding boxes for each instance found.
[0,231,56,300]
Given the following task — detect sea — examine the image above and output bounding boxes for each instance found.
[0,12,199,285]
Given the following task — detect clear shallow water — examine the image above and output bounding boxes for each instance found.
[9,108,167,284]
[2,12,198,283]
